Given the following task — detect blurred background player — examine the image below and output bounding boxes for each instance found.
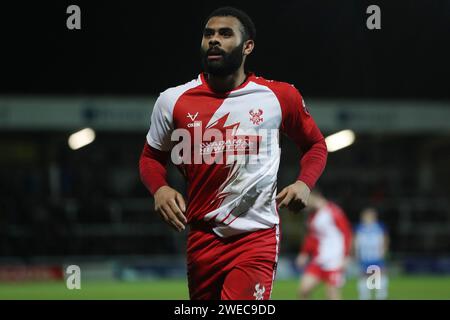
[354,207,389,300]
[296,189,352,300]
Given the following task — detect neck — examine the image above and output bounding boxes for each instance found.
[205,65,247,93]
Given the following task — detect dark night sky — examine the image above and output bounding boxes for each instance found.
[1,0,449,99]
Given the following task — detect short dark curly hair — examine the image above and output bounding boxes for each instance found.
[205,7,256,41]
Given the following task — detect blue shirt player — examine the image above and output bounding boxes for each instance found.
[354,207,389,300]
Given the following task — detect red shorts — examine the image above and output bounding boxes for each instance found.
[187,224,280,300]
[304,263,345,287]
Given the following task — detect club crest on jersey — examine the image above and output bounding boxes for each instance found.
[249,109,264,125]
[253,283,265,300]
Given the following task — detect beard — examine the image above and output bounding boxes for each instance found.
[200,41,245,76]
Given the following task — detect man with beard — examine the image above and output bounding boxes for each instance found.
[139,7,328,300]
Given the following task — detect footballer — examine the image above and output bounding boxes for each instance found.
[354,207,389,300]
[296,190,352,300]
[140,7,327,300]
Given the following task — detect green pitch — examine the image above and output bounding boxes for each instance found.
[1,276,450,300]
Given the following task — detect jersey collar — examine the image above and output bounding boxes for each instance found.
[199,72,255,95]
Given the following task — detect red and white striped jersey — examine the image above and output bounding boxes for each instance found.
[146,72,325,237]
[301,202,353,270]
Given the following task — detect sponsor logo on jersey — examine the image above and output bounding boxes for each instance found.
[200,135,261,155]
[187,121,201,128]
[186,112,201,127]
[187,112,198,121]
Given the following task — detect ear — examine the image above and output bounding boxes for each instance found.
[243,39,255,56]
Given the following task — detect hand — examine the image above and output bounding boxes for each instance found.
[295,254,309,269]
[276,180,311,212]
[154,186,187,232]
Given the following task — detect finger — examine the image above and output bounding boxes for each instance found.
[159,205,178,230]
[175,193,187,215]
[278,191,295,209]
[163,204,185,231]
[160,206,179,231]
[275,188,288,202]
[175,193,186,213]
[157,206,170,223]
[167,214,184,231]
[168,199,187,226]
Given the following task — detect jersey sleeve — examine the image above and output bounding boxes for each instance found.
[300,233,318,256]
[146,93,175,152]
[139,142,169,195]
[279,86,322,146]
[278,85,328,189]
[300,214,318,256]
